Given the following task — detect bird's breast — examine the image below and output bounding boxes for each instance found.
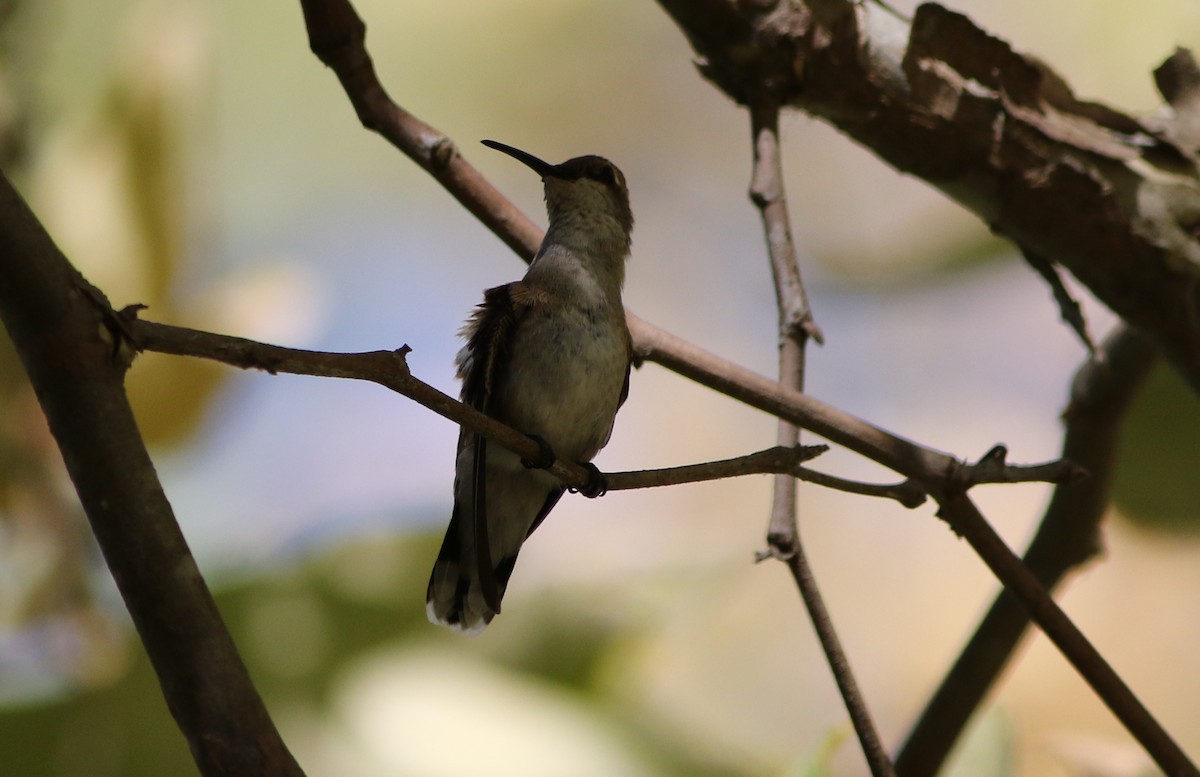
[493,304,627,462]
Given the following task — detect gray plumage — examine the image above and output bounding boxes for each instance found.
[426,142,634,633]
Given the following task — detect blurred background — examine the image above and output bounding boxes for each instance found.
[1,1,1198,775]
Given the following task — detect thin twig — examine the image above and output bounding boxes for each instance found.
[792,469,926,509]
[1019,244,1096,356]
[896,325,1160,777]
[627,317,955,475]
[749,99,895,777]
[130,315,942,505]
[749,94,822,551]
[946,444,1088,492]
[605,445,826,490]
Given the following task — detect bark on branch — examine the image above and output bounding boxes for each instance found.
[0,173,304,776]
[655,0,1200,393]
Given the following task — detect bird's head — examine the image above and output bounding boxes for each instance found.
[482,139,633,248]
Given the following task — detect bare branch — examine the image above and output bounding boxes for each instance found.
[1019,245,1096,356]
[749,106,823,349]
[896,325,1160,777]
[298,0,542,262]
[749,98,895,777]
[934,492,1198,777]
[791,469,925,509]
[130,316,843,494]
[946,444,1088,492]
[0,175,304,776]
[605,445,826,490]
[132,313,936,510]
[654,0,1200,392]
[750,97,822,554]
[628,315,958,477]
[128,316,600,493]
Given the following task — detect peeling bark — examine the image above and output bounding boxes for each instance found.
[657,0,1200,390]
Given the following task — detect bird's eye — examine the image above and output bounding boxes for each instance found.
[593,164,618,187]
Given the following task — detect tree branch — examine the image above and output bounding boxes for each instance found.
[933,492,1197,777]
[298,0,543,261]
[0,174,305,776]
[946,443,1087,491]
[750,98,823,555]
[132,317,1076,506]
[129,316,599,491]
[605,444,827,490]
[654,0,1200,393]
[129,316,840,494]
[749,98,895,777]
[789,468,925,509]
[896,325,1160,777]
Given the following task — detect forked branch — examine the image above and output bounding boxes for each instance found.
[0,175,305,776]
[748,96,894,777]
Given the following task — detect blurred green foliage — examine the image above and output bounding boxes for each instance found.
[1113,363,1200,532]
[0,532,757,777]
[0,1,230,714]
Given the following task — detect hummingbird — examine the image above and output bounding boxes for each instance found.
[425,139,634,634]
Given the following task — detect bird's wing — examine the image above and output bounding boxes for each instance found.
[456,282,553,612]
[618,324,633,409]
[457,281,552,412]
[590,321,634,455]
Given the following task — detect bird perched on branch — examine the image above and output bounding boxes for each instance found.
[426,139,634,633]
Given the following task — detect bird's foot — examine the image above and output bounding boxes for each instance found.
[521,434,557,470]
[571,463,608,499]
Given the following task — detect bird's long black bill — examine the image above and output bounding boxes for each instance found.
[481,139,555,177]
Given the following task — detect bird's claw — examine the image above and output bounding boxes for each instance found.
[521,434,557,470]
[571,463,608,499]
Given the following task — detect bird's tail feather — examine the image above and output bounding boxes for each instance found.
[426,474,564,633]
[425,507,520,634]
